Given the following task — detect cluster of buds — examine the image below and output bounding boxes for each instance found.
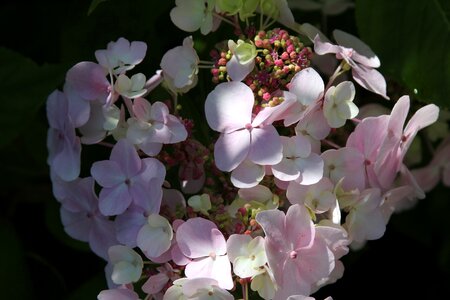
[211,28,312,107]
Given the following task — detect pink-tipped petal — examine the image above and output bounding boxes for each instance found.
[248,126,283,166]
[230,160,265,188]
[205,82,253,133]
[214,130,251,172]
[289,68,325,106]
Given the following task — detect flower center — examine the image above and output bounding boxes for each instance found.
[209,252,216,260]
[289,250,298,259]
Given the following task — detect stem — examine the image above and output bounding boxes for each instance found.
[351,117,362,123]
[198,65,213,69]
[123,97,135,118]
[242,280,249,300]
[323,139,341,149]
[325,60,347,91]
[97,141,115,148]
[213,12,236,28]
[199,60,214,65]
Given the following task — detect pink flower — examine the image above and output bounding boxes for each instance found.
[271,135,323,184]
[256,204,334,299]
[176,217,233,289]
[91,139,166,216]
[46,90,81,181]
[127,98,187,156]
[205,81,294,187]
[57,177,118,259]
[95,37,147,75]
[314,30,389,99]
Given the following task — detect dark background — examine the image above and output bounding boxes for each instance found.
[1,0,449,299]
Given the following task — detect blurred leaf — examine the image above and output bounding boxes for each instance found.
[0,48,65,148]
[88,0,109,15]
[0,219,33,298]
[355,0,450,107]
[65,273,106,300]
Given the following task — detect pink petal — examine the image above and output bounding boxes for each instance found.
[60,208,91,242]
[352,65,389,99]
[272,158,300,181]
[132,97,153,121]
[110,139,142,178]
[403,103,439,151]
[98,184,132,216]
[388,95,410,139]
[214,130,251,172]
[91,160,126,187]
[230,160,265,188]
[295,153,324,185]
[176,217,221,258]
[251,92,297,127]
[255,209,288,250]
[205,82,253,133]
[65,62,109,100]
[289,68,324,106]
[226,55,254,82]
[285,204,314,250]
[333,29,380,68]
[142,273,169,294]
[185,256,233,290]
[295,237,334,284]
[248,126,283,165]
[89,217,119,260]
[313,35,341,55]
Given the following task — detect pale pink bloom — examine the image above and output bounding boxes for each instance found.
[91,139,166,216]
[295,108,331,153]
[287,178,336,214]
[284,67,325,126]
[97,288,140,300]
[127,98,187,156]
[374,95,439,190]
[65,62,113,123]
[343,188,386,243]
[46,90,81,181]
[163,277,233,300]
[107,245,143,284]
[183,277,234,300]
[160,36,199,92]
[314,30,389,99]
[176,217,233,289]
[170,0,218,35]
[271,135,323,184]
[58,177,118,259]
[312,221,349,291]
[321,147,366,191]
[95,37,147,75]
[226,234,267,278]
[205,82,294,187]
[380,185,417,223]
[256,204,334,299]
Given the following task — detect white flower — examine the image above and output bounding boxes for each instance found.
[187,194,212,215]
[108,245,143,284]
[115,73,147,98]
[137,214,173,258]
[323,81,358,128]
[170,0,217,35]
[226,234,267,278]
[160,36,199,93]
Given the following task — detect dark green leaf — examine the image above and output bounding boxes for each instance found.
[355,0,450,107]
[65,273,106,300]
[0,48,65,148]
[87,0,109,15]
[0,219,33,298]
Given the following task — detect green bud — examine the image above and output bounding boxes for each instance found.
[217,0,243,15]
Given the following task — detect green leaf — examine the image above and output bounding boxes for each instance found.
[87,0,110,16]
[0,219,33,298]
[0,48,65,148]
[65,273,106,300]
[355,0,450,107]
